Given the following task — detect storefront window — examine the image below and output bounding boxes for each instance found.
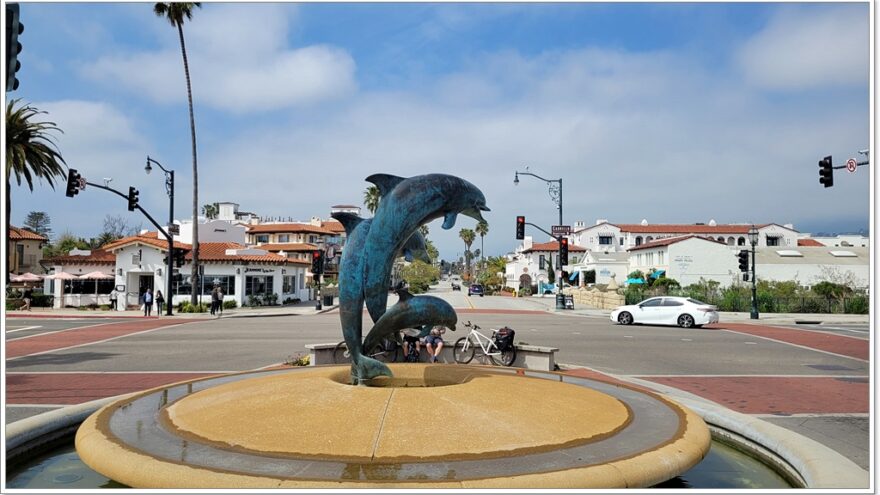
[283,275,296,293]
[69,279,115,294]
[245,275,274,296]
[203,275,235,295]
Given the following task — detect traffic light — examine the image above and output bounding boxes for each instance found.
[516,216,525,240]
[311,250,324,275]
[560,237,569,266]
[65,168,81,197]
[819,155,833,188]
[127,186,139,211]
[737,250,749,272]
[5,3,23,92]
[174,249,186,267]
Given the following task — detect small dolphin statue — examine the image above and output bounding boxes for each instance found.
[362,289,457,354]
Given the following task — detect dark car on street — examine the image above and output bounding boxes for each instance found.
[468,284,484,297]
[451,282,461,291]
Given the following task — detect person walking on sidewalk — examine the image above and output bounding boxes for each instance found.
[210,285,220,315]
[22,285,33,311]
[155,290,165,316]
[109,288,118,310]
[143,288,154,317]
[216,286,224,316]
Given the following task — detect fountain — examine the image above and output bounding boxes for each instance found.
[11,173,858,488]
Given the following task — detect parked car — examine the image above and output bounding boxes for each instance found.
[451,282,461,291]
[610,296,718,328]
[468,284,484,297]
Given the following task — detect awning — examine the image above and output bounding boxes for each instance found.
[625,278,644,284]
[650,270,666,279]
[569,272,579,281]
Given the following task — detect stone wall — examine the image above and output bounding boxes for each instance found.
[564,286,625,310]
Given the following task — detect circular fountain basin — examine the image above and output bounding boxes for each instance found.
[75,364,711,488]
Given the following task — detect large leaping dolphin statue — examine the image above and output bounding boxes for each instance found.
[361,290,457,355]
[363,173,489,324]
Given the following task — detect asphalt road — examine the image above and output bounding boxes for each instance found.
[3,281,871,470]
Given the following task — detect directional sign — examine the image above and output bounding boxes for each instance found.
[846,158,857,173]
[169,224,180,235]
[551,225,571,235]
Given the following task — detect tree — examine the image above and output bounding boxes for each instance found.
[43,231,90,259]
[363,186,380,214]
[418,224,429,237]
[23,211,52,238]
[459,228,475,279]
[424,238,439,263]
[202,202,219,219]
[154,2,202,304]
[6,99,67,275]
[477,256,507,292]
[400,260,440,294]
[546,256,555,285]
[475,220,489,275]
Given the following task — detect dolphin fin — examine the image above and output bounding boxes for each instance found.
[352,355,393,384]
[331,212,365,235]
[403,248,414,262]
[396,288,413,301]
[442,212,458,229]
[365,174,406,198]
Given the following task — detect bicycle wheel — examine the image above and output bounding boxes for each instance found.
[493,345,517,367]
[368,342,400,363]
[332,342,350,364]
[453,337,475,364]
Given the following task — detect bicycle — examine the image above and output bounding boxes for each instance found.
[333,337,401,364]
[453,321,516,366]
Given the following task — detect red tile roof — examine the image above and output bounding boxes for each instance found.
[798,238,824,247]
[191,243,309,265]
[321,220,346,233]
[258,243,319,252]
[627,235,727,251]
[9,226,48,241]
[246,223,336,235]
[614,223,772,234]
[524,241,586,253]
[45,249,116,264]
[102,235,191,252]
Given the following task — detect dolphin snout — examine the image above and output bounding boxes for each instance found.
[479,205,490,211]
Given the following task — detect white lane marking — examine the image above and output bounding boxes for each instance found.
[6,321,120,342]
[6,322,191,361]
[720,328,868,363]
[5,325,41,334]
[529,328,538,332]
[744,341,757,345]
[572,332,581,335]
[681,338,692,342]
[623,335,633,339]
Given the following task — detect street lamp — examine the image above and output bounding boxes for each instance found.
[146,156,175,316]
[748,225,759,319]
[514,168,566,309]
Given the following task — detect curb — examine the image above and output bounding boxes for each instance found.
[616,375,869,489]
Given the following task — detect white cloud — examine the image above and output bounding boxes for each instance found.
[81,4,357,113]
[736,6,869,90]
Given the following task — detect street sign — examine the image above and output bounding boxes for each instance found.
[551,225,571,235]
[168,224,180,235]
[846,158,857,173]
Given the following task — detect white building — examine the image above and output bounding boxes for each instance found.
[755,247,869,291]
[627,235,740,287]
[571,251,630,286]
[504,237,586,291]
[807,235,870,248]
[570,219,801,251]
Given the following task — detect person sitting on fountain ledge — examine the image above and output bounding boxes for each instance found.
[424,325,446,363]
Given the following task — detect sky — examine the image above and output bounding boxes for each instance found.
[6,2,873,261]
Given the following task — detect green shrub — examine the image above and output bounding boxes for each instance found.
[264,293,279,306]
[177,301,210,313]
[6,299,24,310]
[223,300,238,309]
[845,296,869,314]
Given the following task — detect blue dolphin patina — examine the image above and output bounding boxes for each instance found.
[331,212,431,383]
[363,173,489,324]
[361,289,457,354]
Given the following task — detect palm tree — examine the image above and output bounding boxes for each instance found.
[474,220,488,276]
[6,99,67,275]
[418,224,429,237]
[459,228,475,280]
[201,202,218,219]
[154,2,202,304]
[363,185,380,214]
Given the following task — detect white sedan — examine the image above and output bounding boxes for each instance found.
[610,296,719,328]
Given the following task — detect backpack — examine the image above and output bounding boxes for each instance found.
[494,327,515,351]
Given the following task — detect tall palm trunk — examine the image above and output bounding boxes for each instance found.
[6,180,11,275]
[177,23,200,305]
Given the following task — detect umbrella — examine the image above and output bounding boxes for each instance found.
[79,271,114,306]
[45,272,80,307]
[649,270,666,279]
[10,272,42,282]
[625,278,645,285]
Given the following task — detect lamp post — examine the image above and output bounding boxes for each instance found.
[748,225,759,319]
[514,168,565,309]
[146,156,175,316]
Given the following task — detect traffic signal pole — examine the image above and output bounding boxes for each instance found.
[81,180,175,315]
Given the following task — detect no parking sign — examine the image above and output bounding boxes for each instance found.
[846,158,857,173]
